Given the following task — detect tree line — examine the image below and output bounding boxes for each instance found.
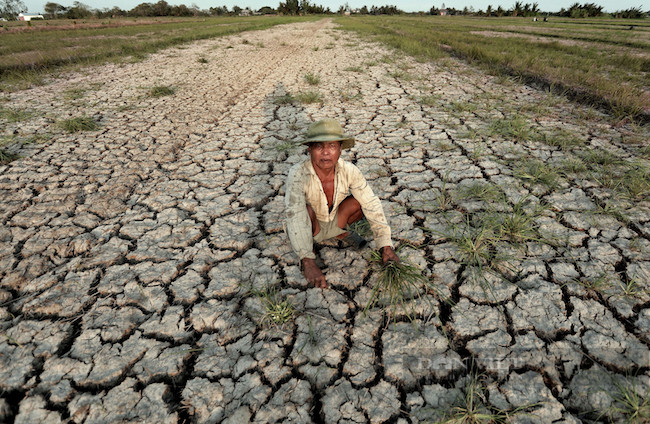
[430,2,648,18]
[1,0,647,20]
[40,1,405,18]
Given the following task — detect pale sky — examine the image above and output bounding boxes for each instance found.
[23,0,644,15]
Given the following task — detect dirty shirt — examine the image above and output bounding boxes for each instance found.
[285,157,393,260]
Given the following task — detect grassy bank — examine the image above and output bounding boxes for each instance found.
[0,16,318,90]
[335,16,650,123]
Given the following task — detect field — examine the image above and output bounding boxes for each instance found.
[336,15,650,122]
[0,16,649,423]
[0,16,318,89]
[2,15,648,119]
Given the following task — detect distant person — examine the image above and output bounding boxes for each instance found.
[284,119,399,288]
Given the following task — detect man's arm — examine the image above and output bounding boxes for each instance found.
[285,164,328,287]
[285,164,316,260]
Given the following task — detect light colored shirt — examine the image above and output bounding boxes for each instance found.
[285,157,393,260]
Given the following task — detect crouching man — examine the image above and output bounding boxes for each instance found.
[284,119,399,288]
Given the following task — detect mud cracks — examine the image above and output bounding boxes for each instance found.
[1,19,649,423]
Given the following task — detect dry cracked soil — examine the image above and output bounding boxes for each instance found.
[1,19,649,424]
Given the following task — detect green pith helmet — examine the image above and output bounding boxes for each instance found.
[303,119,355,150]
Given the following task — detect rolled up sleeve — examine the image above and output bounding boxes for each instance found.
[284,164,316,260]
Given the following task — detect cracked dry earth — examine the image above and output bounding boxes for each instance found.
[1,18,649,423]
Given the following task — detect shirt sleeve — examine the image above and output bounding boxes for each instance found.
[347,163,394,249]
[284,164,316,260]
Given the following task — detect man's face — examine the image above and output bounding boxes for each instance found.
[309,141,342,172]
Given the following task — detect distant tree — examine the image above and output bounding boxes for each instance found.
[65,1,93,19]
[129,2,154,16]
[170,4,192,16]
[278,0,299,15]
[613,6,646,18]
[511,1,523,16]
[189,3,206,16]
[106,6,126,17]
[571,3,586,17]
[301,1,326,14]
[368,4,403,15]
[209,5,228,15]
[587,2,603,16]
[429,5,439,14]
[359,5,368,14]
[258,6,275,14]
[0,0,26,20]
[485,5,493,16]
[564,2,603,17]
[96,6,126,18]
[496,5,505,16]
[152,0,170,16]
[531,2,540,15]
[44,1,66,18]
[518,2,539,16]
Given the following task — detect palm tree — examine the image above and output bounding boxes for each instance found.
[531,2,540,14]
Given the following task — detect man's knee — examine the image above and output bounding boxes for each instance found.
[338,196,363,229]
[342,195,361,208]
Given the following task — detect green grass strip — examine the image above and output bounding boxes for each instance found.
[335,15,650,122]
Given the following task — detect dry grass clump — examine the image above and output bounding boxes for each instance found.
[577,149,650,200]
[255,287,295,327]
[514,158,562,189]
[149,85,175,97]
[0,147,20,164]
[0,106,33,122]
[364,247,432,321]
[344,65,364,73]
[303,72,320,85]
[598,376,650,423]
[438,372,540,423]
[295,91,323,104]
[273,93,295,105]
[58,116,99,133]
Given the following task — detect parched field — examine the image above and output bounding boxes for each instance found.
[0,18,649,423]
[337,15,650,122]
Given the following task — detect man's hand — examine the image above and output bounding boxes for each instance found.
[301,258,327,288]
[381,246,400,264]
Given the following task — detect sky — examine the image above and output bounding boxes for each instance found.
[23,0,644,15]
